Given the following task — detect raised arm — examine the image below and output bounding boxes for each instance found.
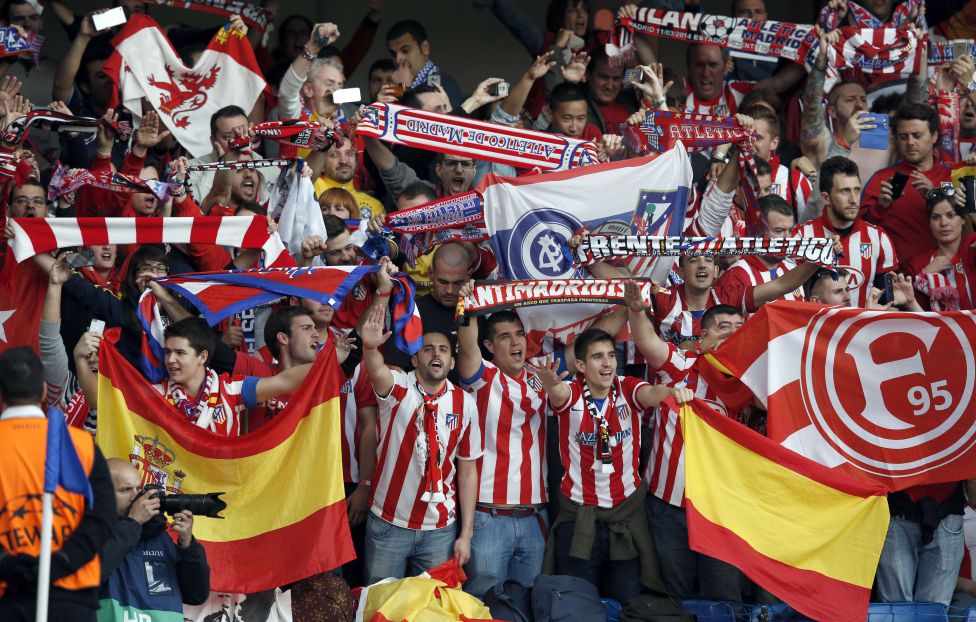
[636,385,694,410]
[535,354,570,409]
[751,236,842,308]
[53,13,97,103]
[624,280,670,369]
[254,362,314,403]
[800,29,836,167]
[455,280,483,381]
[360,303,394,398]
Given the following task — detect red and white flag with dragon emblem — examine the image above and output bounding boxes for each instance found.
[103,14,266,158]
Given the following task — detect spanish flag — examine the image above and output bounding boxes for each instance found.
[95,329,354,593]
[679,398,889,622]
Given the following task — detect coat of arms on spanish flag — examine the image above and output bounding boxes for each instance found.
[95,328,354,593]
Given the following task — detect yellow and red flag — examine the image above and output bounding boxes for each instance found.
[95,328,354,593]
[678,397,889,622]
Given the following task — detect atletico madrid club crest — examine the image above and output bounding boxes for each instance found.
[860,243,873,259]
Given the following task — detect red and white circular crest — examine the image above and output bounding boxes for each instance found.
[799,307,976,478]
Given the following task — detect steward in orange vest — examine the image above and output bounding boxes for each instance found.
[0,348,116,622]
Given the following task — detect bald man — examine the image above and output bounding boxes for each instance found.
[386,241,498,377]
[97,460,210,618]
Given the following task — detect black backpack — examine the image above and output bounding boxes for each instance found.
[483,579,534,622]
[619,594,694,622]
[531,575,606,622]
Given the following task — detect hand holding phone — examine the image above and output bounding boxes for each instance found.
[858,113,889,151]
[89,319,106,336]
[889,172,910,201]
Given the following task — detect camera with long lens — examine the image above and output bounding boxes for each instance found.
[143,484,227,519]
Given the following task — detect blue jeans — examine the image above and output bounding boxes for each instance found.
[464,508,548,598]
[875,514,964,606]
[645,494,745,601]
[364,513,456,585]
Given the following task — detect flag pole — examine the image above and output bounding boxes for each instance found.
[35,490,54,622]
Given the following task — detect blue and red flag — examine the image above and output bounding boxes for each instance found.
[155,265,423,356]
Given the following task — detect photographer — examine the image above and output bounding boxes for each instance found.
[98,460,209,620]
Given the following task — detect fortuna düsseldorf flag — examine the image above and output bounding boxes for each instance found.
[103,14,266,158]
[710,301,976,491]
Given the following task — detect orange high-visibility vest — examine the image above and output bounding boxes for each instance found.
[0,417,101,591]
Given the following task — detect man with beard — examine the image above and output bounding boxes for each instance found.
[187,106,277,203]
[97,460,209,621]
[313,139,384,219]
[359,305,481,583]
[454,301,548,598]
[801,28,928,169]
[796,156,897,307]
[714,195,833,313]
[862,103,954,265]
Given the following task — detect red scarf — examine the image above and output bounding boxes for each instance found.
[416,381,449,503]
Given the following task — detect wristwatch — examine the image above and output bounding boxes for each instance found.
[710,151,730,165]
[357,479,371,488]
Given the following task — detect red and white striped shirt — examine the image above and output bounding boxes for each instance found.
[644,346,728,507]
[551,376,648,509]
[714,254,804,313]
[796,214,897,307]
[651,285,733,345]
[371,371,482,530]
[153,370,258,437]
[684,82,753,117]
[340,364,378,483]
[462,361,548,506]
[773,163,813,219]
[908,232,976,311]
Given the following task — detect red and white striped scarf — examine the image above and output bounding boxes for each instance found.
[2,109,131,145]
[607,10,923,91]
[6,216,293,266]
[228,120,343,153]
[819,0,924,29]
[0,152,35,185]
[357,102,598,172]
[143,0,273,35]
[47,164,173,202]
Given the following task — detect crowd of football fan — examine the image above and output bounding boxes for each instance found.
[1,0,975,620]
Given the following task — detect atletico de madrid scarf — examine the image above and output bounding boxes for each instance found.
[572,235,838,269]
[383,191,488,265]
[357,102,598,172]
